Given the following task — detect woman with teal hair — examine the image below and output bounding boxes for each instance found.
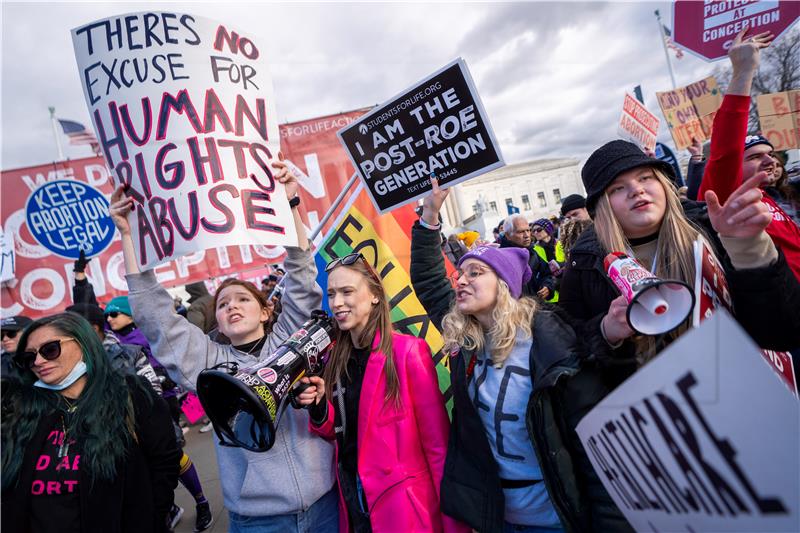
[1,312,180,533]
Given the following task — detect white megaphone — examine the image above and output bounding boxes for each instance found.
[604,252,695,335]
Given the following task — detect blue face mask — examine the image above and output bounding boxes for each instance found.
[33,361,87,391]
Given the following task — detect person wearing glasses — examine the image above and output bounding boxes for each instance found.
[108,160,338,533]
[409,178,626,533]
[1,315,33,379]
[294,253,467,533]
[1,312,180,533]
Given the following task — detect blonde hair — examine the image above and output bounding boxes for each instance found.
[594,169,701,283]
[323,260,398,403]
[441,278,537,367]
[593,168,713,363]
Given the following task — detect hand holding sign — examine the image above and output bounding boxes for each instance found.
[706,171,772,238]
[687,137,702,158]
[271,155,298,201]
[421,177,449,227]
[109,186,135,236]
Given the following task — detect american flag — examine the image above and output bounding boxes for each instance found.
[58,119,101,155]
[662,24,684,60]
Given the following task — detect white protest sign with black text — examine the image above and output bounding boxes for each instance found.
[72,12,297,270]
[338,58,503,214]
[692,239,797,397]
[576,311,799,532]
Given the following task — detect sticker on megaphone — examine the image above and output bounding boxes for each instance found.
[604,252,695,336]
[196,310,335,452]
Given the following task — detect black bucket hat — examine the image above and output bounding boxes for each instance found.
[582,140,674,214]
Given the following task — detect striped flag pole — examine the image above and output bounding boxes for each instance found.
[48,107,65,161]
[655,9,678,89]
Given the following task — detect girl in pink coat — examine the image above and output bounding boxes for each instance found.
[297,252,467,533]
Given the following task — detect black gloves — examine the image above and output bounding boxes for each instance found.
[73,250,91,273]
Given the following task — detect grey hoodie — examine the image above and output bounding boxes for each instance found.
[126,247,335,517]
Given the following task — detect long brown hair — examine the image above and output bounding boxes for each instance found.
[323,259,399,403]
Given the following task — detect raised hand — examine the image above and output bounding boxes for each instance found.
[727,27,774,96]
[73,249,91,274]
[728,27,773,73]
[272,152,299,201]
[706,171,772,238]
[687,137,703,159]
[421,177,450,227]
[109,185,134,235]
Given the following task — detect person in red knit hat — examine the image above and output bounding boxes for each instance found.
[697,27,800,282]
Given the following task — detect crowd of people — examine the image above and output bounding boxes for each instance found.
[2,28,800,533]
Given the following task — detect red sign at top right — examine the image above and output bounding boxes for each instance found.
[673,0,800,61]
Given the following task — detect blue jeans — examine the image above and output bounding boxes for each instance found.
[503,522,565,533]
[229,488,339,533]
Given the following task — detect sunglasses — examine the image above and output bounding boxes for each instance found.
[1,330,19,340]
[106,311,121,318]
[14,338,78,370]
[325,252,366,272]
[325,252,384,289]
[532,227,544,233]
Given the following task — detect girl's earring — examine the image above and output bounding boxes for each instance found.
[372,299,379,305]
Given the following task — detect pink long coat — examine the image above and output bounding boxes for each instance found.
[310,331,468,533]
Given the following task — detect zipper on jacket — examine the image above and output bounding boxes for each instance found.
[526,380,580,532]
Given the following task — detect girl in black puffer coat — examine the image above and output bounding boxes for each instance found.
[561,140,800,391]
[411,179,632,533]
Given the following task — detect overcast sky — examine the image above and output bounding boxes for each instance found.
[1,1,723,171]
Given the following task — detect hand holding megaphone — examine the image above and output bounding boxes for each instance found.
[196,310,335,452]
[293,376,326,409]
[601,295,636,345]
[604,253,695,336]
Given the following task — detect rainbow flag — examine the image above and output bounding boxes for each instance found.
[314,185,454,408]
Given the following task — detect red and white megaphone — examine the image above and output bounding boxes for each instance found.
[604,252,695,335]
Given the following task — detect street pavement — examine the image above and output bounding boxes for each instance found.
[174,425,229,532]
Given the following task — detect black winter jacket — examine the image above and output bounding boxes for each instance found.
[1,375,180,533]
[560,200,800,389]
[410,221,632,533]
[498,235,555,298]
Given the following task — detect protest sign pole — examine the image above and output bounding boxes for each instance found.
[655,10,677,89]
[308,173,359,241]
[48,107,64,161]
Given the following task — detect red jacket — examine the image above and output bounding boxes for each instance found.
[698,94,800,281]
[310,331,468,533]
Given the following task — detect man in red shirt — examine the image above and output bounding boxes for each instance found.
[698,28,800,281]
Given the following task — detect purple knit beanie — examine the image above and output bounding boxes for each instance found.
[532,218,555,236]
[457,245,532,299]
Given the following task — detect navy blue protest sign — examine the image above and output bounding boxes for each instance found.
[338,58,504,214]
[25,180,115,259]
